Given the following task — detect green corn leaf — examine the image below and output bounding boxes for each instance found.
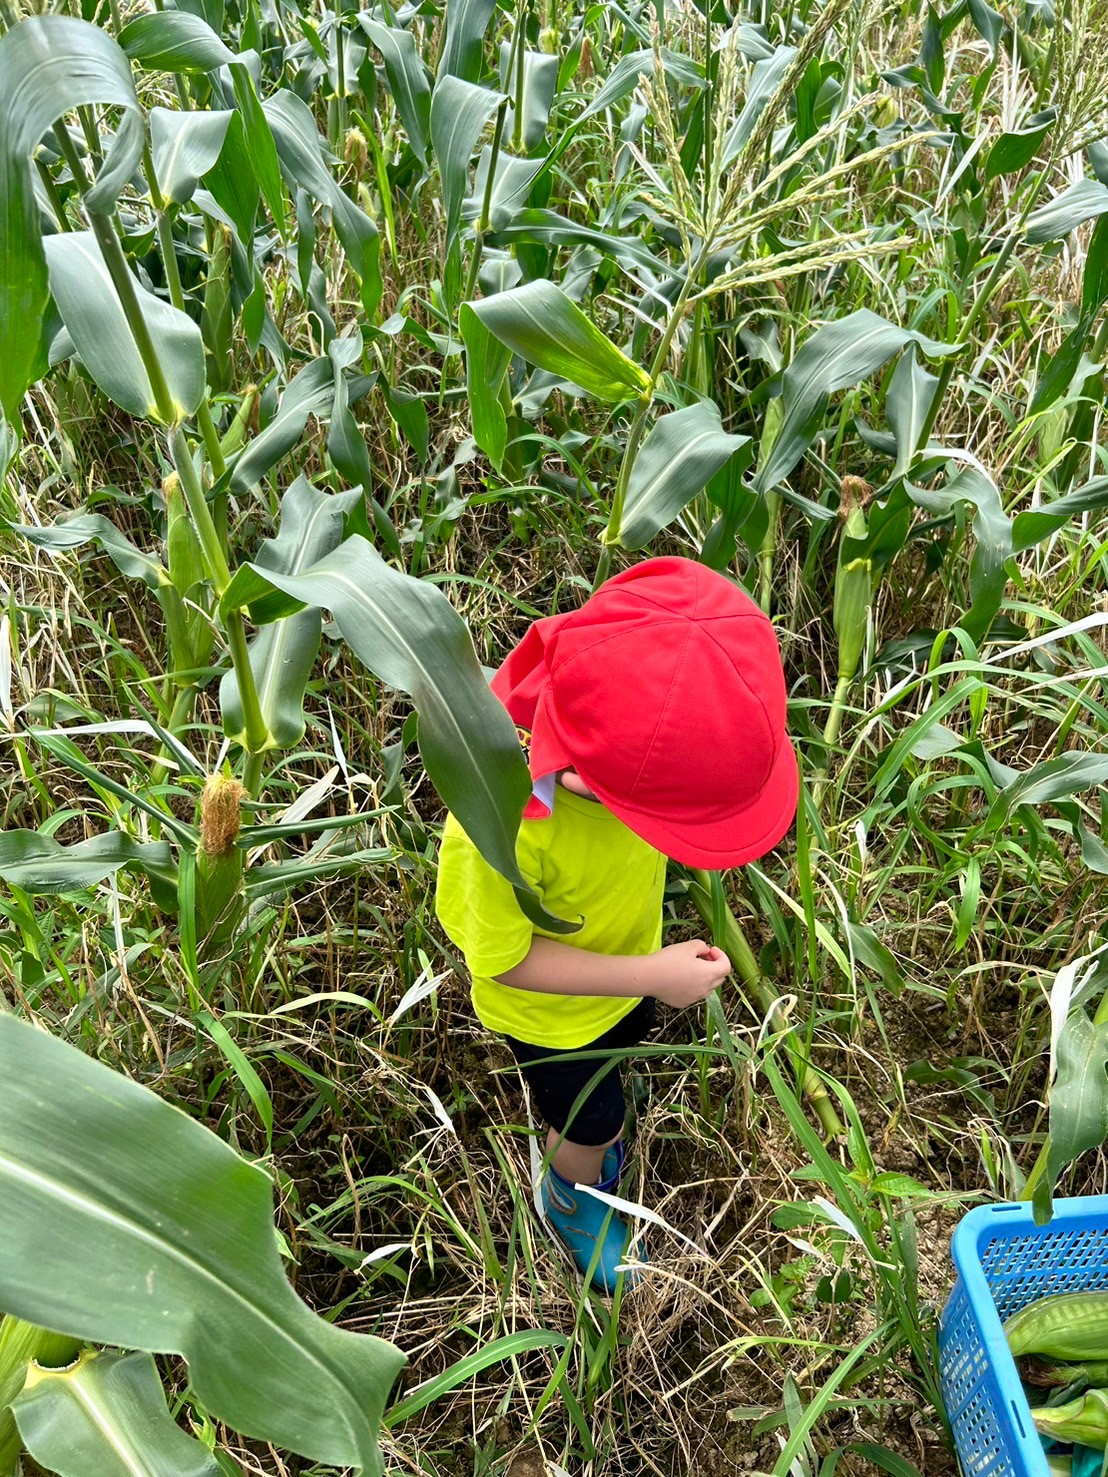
[466,152,545,231]
[487,207,674,278]
[236,535,574,931]
[1029,316,1092,416]
[1036,1004,1108,1225]
[436,0,497,82]
[263,91,381,316]
[619,402,751,550]
[44,231,205,422]
[0,1011,405,1472]
[27,730,198,846]
[201,111,259,245]
[327,343,375,491]
[967,0,1005,51]
[1026,177,1108,244]
[359,18,432,163]
[150,108,234,206]
[230,356,336,492]
[1,513,164,590]
[907,466,1013,642]
[0,831,174,894]
[986,750,1108,829]
[576,47,706,127]
[498,45,559,153]
[0,15,143,419]
[246,847,395,901]
[381,383,429,462]
[1012,476,1108,551]
[1082,214,1108,319]
[430,74,504,259]
[461,302,511,471]
[756,310,957,495]
[719,44,797,165]
[220,479,360,749]
[119,10,235,71]
[984,109,1055,179]
[13,1350,221,1477]
[230,63,287,239]
[886,346,939,478]
[467,280,651,402]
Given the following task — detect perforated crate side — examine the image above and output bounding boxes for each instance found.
[940,1273,1022,1477]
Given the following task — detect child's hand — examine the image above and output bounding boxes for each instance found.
[647,940,732,1008]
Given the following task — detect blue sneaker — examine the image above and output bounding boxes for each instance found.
[541,1139,645,1293]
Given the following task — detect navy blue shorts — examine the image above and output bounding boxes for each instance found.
[505,998,657,1146]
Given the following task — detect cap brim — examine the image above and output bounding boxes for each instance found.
[590,740,800,869]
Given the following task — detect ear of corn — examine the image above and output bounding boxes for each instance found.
[195,774,247,946]
[1030,1388,1108,1448]
[1005,1292,1108,1360]
[164,472,213,674]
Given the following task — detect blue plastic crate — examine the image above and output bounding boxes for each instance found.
[939,1196,1108,1476]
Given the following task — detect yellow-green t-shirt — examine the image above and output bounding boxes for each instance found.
[434,784,665,1049]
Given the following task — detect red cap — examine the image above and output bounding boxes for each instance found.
[491,557,798,867]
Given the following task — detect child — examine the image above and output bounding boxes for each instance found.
[434,557,797,1292]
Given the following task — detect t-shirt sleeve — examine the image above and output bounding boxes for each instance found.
[434,813,542,978]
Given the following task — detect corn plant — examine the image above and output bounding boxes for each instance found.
[3,0,1108,1470]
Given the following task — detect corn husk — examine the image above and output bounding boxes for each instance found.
[164,471,213,671]
[195,774,247,945]
[1030,1388,1108,1449]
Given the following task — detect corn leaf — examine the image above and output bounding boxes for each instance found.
[719,44,797,165]
[0,15,143,419]
[460,302,511,470]
[220,479,360,748]
[430,74,504,259]
[487,208,675,278]
[1036,1005,1108,1225]
[467,280,651,402]
[986,751,1108,829]
[230,356,335,492]
[200,111,259,245]
[0,1011,405,1473]
[984,110,1055,180]
[1012,476,1108,551]
[327,340,375,490]
[151,108,234,206]
[1026,177,1108,244]
[236,536,574,931]
[886,346,939,478]
[436,0,497,82]
[359,18,432,164]
[0,831,174,894]
[465,152,545,231]
[44,231,205,422]
[13,1351,221,1477]
[619,402,751,550]
[756,309,957,497]
[907,466,1012,642]
[119,11,235,71]
[230,63,288,239]
[263,91,381,316]
[498,45,559,153]
[1,513,163,590]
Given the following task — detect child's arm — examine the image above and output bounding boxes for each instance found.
[496,935,730,1008]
